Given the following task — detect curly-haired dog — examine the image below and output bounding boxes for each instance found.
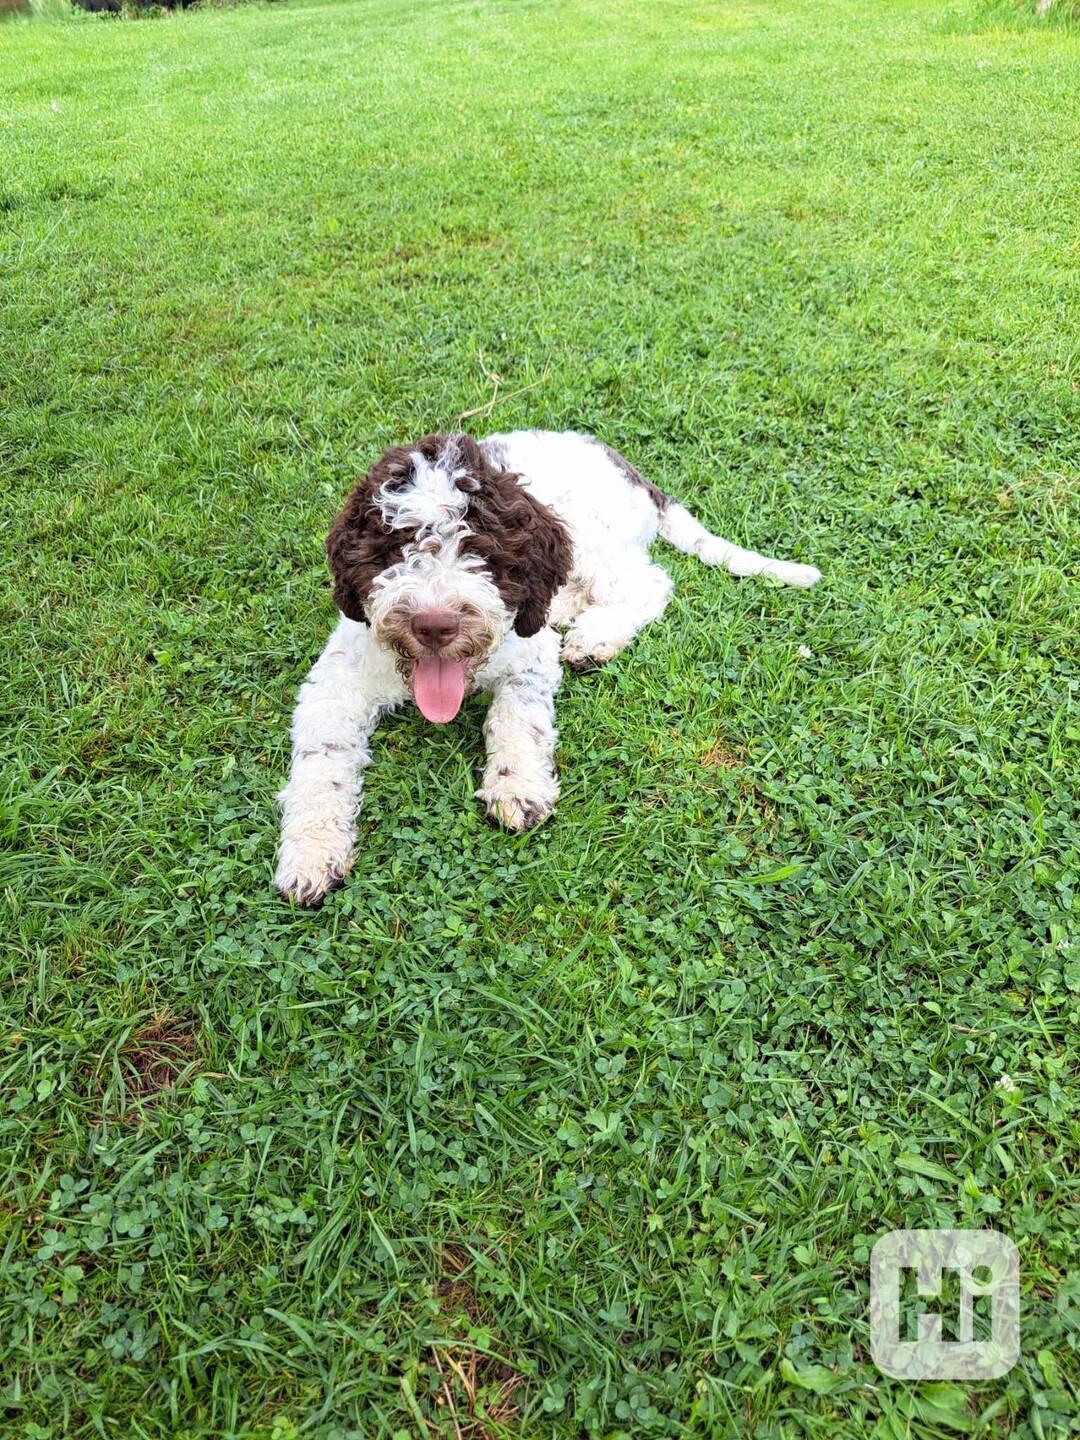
[275,430,819,905]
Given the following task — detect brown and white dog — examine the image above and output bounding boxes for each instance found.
[275,430,819,905]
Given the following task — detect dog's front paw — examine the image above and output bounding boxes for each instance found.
[274,845,350,908]
[486,793,554,831]
[479,776,557,833]
[487,793,552,832]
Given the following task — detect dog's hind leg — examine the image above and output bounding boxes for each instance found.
[560,558,673,672]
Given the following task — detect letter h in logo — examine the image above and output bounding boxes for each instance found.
[870,1229,1020,1380]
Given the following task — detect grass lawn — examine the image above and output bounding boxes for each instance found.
[1,0,1078,1433]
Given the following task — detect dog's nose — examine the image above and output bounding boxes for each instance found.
[410,608,461,650]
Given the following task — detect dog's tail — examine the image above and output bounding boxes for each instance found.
[598,440,820,588]
[657,498,821,589]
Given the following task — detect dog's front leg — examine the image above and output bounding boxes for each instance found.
[275,621,391,907]
[477,630,562,833]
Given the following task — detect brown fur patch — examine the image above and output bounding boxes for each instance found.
[325,442,421,622]
[454,436,572,636]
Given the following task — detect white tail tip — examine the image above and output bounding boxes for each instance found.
[660,503,820,587]
[766,560,821,589]
[710,541,821,588]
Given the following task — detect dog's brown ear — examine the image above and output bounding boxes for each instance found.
[511,489,573,637]
[463,468,573,638]
[325,503,369,623]
[325,449,415,622]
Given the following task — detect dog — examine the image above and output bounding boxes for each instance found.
[275,430,819,906]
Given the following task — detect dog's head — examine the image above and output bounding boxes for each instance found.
[326,433,571,722]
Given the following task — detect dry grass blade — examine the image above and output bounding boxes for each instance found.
[456,351,551,422]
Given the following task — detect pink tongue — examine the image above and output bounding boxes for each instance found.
[413,658,468,724]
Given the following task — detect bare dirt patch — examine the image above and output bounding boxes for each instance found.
[121,1011,197,1101]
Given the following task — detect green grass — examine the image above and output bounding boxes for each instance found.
[1,0,1078,1434]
